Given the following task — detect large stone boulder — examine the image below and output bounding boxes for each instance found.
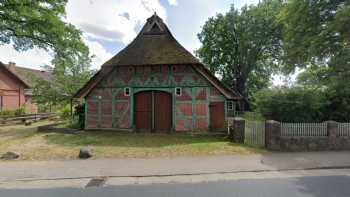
[79,147,92,159]
[24,120,32,126]
[0,152,20,160]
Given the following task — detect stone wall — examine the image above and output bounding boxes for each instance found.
[230,119,350,151]
[265,121,350,151]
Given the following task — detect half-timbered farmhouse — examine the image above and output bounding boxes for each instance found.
[75,14,241,132]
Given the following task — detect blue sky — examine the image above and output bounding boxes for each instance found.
[0,0,259,70]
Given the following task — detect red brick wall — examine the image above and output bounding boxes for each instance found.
[0,68,27,111]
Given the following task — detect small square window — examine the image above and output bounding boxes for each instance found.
[124,87,131,96]
[175,87,182,96]
[227,101,234,110]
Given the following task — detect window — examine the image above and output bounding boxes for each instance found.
[227,101,234,110]
[124,87,131,96]
[175,87,182,96]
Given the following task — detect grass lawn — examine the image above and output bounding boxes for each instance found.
[0,121,263,160]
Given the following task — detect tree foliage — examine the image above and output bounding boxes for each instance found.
[279,0,350,121]
[197,0,283,98]
[0,0,93,107]
[279,0,349,69]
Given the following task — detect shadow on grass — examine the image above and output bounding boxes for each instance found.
[42,130,244,148]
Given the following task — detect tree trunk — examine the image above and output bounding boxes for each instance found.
[232,76,249,111]
[235,77,246,97]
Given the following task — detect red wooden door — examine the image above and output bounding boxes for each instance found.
[154,91,172,132]
[210,102,225,132]
[135,91,152,131]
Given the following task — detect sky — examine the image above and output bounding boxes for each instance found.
[1,0,294,85]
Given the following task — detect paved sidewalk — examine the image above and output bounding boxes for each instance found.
[0,151,350,182]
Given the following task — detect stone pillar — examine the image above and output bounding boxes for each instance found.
[327,121,338,150]
[231,117,245,143]
[265,120,281,151]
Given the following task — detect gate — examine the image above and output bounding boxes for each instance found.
[245,121,265,146]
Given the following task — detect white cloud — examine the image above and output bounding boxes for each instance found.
[0,44,52,70]
[83,38,113,70]
[0,40,112,70]
[66,0,167,44]
[168,0,178,6]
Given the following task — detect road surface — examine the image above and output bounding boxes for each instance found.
[1,172,350,197]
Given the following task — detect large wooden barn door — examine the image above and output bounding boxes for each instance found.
[134,91,172,132]
[135,91,152,131]
[209,102,225,132]
[154,91,172,132]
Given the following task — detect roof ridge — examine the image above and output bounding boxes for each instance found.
[101,14,199,67]
[15,66,50,73]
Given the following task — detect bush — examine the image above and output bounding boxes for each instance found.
[0,107,25,117]
[254,87,327,122]
[14,107,26,116]
[58,105,71,120]
[0,110,15,117]
[241,112,265,121]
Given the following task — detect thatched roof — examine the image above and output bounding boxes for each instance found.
[0,62,52,88]
[102,14,200,66]
[13,66,52,86]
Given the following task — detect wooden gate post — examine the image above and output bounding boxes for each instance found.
[231,117,245,143]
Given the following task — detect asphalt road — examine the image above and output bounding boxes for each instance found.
[1,175,350,197]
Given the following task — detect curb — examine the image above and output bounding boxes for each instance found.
[1,165,350,183]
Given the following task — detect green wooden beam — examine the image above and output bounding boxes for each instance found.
[206,87,210,130]
[130,88,134,130]
[112,88,116,128]
[84,98,87,129]
[192,87,197,131]
[151,91,155,131]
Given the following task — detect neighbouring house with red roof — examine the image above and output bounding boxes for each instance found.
[0,61,52,114]
[75,14,242,132]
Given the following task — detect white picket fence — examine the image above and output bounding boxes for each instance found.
[338,123,350,136]
[281,122,328,137]
[245,121,265,146]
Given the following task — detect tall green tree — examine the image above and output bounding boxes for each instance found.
[279,0,349,69]
[0,0,93,107]
[280,0,350,121]
[197,0,283,99]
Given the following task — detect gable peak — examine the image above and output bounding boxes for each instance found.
[143,13,167,35]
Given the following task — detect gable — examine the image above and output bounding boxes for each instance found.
[0,63,29,89]
[74,14,240,100]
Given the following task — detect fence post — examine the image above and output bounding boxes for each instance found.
[326,121,338,150]
[231,117,245,143]
[265,120,281,151]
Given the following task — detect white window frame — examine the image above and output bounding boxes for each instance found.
[124,87,131,96]
[227,101,234,110]
[175,87,182,96]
